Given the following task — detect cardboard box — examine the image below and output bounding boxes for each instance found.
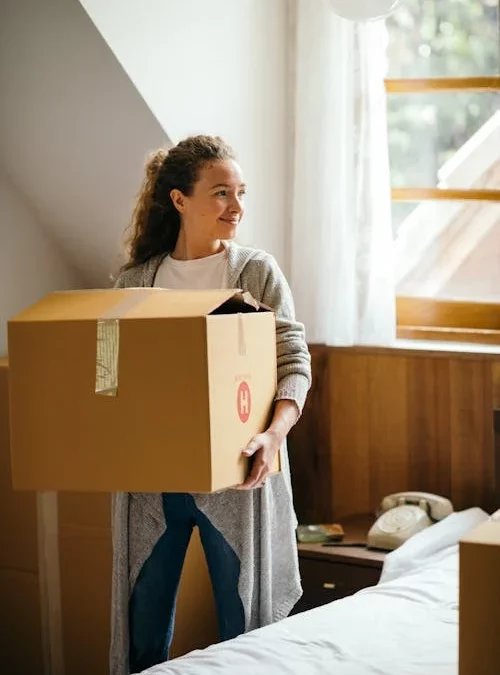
[0,359,44,675]
[459,512,500,675]
[0,359,38,574]
[58,491,112,675]
[0,568,44,675]
[1,359,219,675]
[8,288,278,493]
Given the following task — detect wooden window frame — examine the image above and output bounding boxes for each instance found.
[396,296,500,344]
[386,71,500,342]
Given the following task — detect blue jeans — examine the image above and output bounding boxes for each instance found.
[129,493,245,673]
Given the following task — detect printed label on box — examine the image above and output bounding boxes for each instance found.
[237,382,251,423]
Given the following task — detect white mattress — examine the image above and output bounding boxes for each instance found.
[138,508,488,675]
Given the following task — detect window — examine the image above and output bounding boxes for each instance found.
[385,0,500,340]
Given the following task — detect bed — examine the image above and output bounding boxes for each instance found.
[137,507,487,675]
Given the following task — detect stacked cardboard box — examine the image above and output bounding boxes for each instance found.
[1,359,218,674]
[0,359,43,675]
[459,512,500,675]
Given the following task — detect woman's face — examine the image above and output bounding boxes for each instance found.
[171,159,246,243]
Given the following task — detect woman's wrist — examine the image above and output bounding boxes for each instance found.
[267,399,300,442]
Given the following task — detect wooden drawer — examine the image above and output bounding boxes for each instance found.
[293,557,381,614]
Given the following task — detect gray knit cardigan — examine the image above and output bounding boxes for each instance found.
[110,241,312,675]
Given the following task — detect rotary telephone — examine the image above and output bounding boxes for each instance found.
[367,491,454,551]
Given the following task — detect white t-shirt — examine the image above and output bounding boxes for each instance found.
[154,250,229,290]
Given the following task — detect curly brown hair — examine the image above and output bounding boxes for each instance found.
[122,135,236,269]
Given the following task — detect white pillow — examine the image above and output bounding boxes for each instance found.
[379,507,489,583]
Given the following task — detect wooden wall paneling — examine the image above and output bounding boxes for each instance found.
[406,357,452,500]
[493,409,500,509]
[482,360,499,512]
[492,361,500,410]
[448,359,496,511]
[329,353,371,520]
[288,345,333,524]
[290,345,500,526]
[366,355,410,514]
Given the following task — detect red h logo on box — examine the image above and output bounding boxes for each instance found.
[237,382,251,423]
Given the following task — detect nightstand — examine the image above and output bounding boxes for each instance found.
[292,515,386,614]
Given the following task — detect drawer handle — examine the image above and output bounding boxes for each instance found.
[323,582,336,590]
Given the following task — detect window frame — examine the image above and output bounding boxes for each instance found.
[385,21,500,342]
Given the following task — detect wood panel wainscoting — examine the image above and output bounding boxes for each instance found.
[288,344,500,525]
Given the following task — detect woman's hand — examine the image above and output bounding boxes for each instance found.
[238,399,300,490]
[238,429,283,489]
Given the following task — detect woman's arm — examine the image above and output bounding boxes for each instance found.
[239,253,311,489]
[261,254,311,412]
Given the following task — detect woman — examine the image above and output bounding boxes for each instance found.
[111,135,311,675]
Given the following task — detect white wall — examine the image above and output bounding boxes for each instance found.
[79,0,290,267]
[0,0,169,287]
[0,171,82,356]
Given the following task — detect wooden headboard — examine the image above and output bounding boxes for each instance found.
[288,344,500,524]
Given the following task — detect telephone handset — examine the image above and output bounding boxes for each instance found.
[367,491,453,551]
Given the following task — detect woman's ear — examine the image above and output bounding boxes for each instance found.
[170,188,186,214]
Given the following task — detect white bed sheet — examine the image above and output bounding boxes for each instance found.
[138,508,488,675]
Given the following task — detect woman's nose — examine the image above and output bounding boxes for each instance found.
[229,196,243,213]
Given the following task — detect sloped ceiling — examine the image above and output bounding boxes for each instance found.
[0,0,169,287]
[79,0,290,266]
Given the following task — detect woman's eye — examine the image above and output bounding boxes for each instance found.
[214,189,246,198]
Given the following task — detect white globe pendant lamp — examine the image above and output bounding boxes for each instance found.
[327,0,403,21]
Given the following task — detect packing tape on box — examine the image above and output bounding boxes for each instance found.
[95,289,158,397]
[95,291,254,393]
[96,319,120,396]
[238,314,247,357]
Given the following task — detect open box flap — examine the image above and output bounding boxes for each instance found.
[117,289,266,319]
[8,288,269,323]
[8,289,149,322]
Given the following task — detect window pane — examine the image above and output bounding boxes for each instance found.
[394,200,500,302]
[386,0,499,78]
[388,91,500,190]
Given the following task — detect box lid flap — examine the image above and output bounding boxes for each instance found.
[8,288,264,322]
[119,289,261,319]
[8,289,146,322]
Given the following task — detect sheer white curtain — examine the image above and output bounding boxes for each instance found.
[288,0,396,346]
